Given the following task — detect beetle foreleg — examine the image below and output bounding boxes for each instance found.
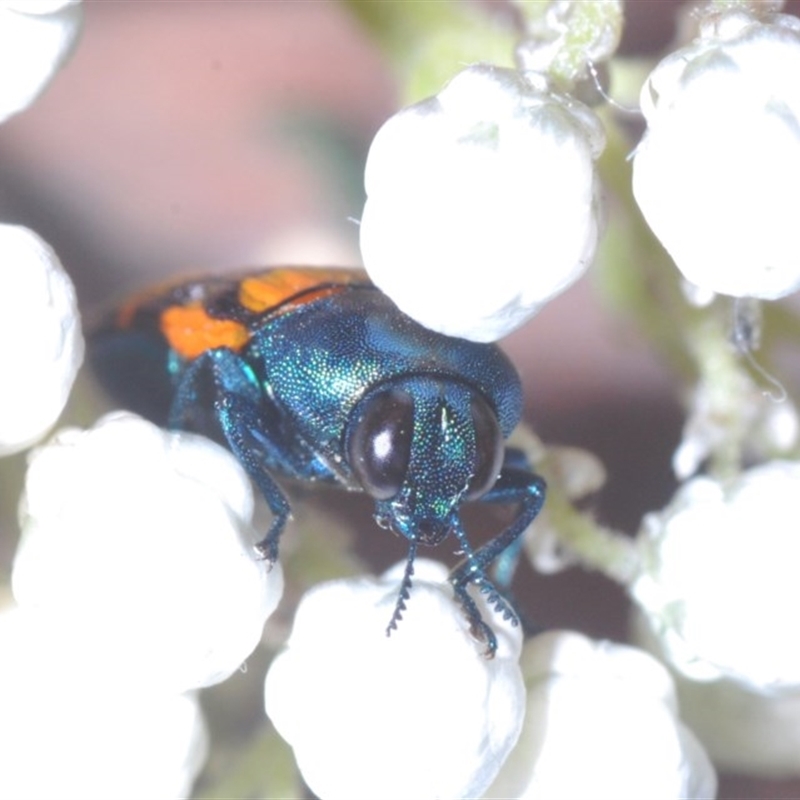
[216,390,292,564]
[449,467,546,656]
[470,466,546,590]
[170,348,292,564]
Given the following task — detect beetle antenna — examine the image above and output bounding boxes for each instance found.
[386,542,416,636]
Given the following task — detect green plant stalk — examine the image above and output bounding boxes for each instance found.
[511,426,641,585]
[512,0,624,88]
[341,0,517,102]
[594,101,798,476]
[197,723,302,800]
[708,0,785,13]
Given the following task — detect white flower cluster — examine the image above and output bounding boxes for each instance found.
[634,460,800,689]
[632,460,800,776]
[633,8,800,300]
[13,413,281,693]
[0,610,207,800]
[3,413,283,799]
[0,224,83,455]
[264,560,525,800]
[0,0,84,453]
[0,224,281,796]
[360,63,604,342]
[264,563,715,800]
[359,4,800,331]
[624,4,800,779]
[485,631,716,800]
[0,12,283,795]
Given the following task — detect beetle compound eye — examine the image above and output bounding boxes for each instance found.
[348,390,414,500]
[464,395,504,500]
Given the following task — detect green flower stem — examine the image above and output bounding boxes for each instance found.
[545,486,641,585]
[594,103,797,477]
[512,0,624,88]
[512,426,641,585]
[341,0,517,102]
[594,110,700,381]
[707,0,785,14]
[197,723,302,800]
[685,309,759,479]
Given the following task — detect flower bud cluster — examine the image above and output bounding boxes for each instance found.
[0,225,84,455]
[360,63,605,342]
[632,460,800,776]
[633,9,800,300]
[264,560,525,800]
[2,413,283,798]
[265,563,716,800]
[486,631,717,800]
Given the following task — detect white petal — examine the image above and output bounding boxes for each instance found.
[632,461,800,690]
[0,225,83,455]
[264,559,525,800]
[485,631,717,800]
[0,1,82,123]
[12,412,281,693]
[633,609,800,778]
[633,11,800,299]
[631,460,800,776]
[0,607,208,800]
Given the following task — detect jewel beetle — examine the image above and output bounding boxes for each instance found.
[90,267,546,654]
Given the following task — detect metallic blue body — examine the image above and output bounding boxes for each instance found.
[91,273,546,655]
[239,288,521,479]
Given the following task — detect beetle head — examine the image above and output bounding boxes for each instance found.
[346,376,504,546]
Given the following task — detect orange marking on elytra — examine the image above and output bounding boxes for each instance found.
[238,268,365,313]
[161,304,249,359]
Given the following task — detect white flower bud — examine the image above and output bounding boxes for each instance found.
[633,609,800,778]
[633,11,800,300]
[0,225,83,455]
[485,631,717,800]
[264,559,525,800]
[0,607,208,800]
[632,460,800,690]
[0,1,83,124]
[360,64,605,342]
[12,412,281,694]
